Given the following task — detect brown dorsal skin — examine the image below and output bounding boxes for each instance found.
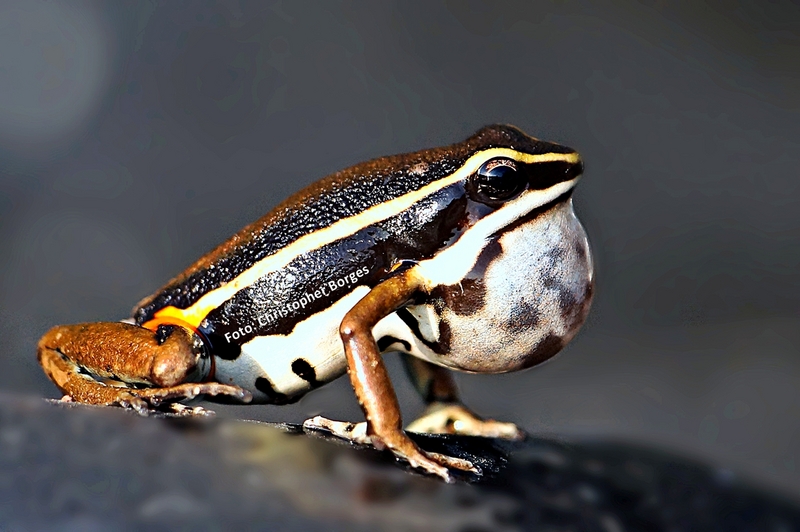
[132,125,580,359]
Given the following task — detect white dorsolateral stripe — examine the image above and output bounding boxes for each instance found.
[415,176,581,288]
[176,148,581,322]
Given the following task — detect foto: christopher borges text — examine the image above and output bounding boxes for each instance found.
[223,266,370,343]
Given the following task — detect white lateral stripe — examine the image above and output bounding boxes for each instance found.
[416,177,580,287]
[180,148,580,320]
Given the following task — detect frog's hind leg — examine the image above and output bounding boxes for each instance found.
[402,355,524,440]
[38,322,251,415]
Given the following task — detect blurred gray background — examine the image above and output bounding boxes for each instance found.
[0,0,798,497]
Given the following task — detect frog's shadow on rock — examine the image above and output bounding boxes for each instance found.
[299,420,517,482]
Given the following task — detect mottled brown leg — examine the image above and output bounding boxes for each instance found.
[402,356,524,439]
[38,322,250,414]
[336,268,477,481]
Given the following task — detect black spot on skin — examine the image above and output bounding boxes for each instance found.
[437,318,452,353]
[154,324,176,345]
[547,244,568,262]
[574,240,586,260]
[291,358,321,387]
[255,377,291,405]
[433,277,488,317]
[522,333,564,369]
[427,238,498,319]
[559,279,594,326]
[504,298,541,334]
[564,280,594,328]
[558,287,578,316]
[377,336,411,353]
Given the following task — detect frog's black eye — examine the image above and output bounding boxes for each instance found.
[467,158,526,205]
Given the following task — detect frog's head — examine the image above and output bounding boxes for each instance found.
[414,125,593,374]
[460,124,583,208]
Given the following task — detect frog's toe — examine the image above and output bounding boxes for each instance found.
[107,383,251,416]
[302,416,371,445]
[385,440,475,482]
[403,451,456,482]
[133,382,252,406]
[116,393,153,416]
[426,451,480,475]
[164,403,215,417]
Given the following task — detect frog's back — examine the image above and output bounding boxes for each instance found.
[131,125,578,402]
[133,126,571,326]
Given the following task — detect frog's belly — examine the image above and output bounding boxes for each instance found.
[212,288,369,403]
[396,198,594,374]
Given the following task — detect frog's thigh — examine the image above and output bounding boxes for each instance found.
[37,323,248,412]
[38,338,150,410]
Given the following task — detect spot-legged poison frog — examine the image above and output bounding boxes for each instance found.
[38,125,594,481]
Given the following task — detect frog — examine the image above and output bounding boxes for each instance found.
[38,124,594,482]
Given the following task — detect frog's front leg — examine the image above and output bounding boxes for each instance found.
[306,267,478,482]
[37,322,251,415]
[402,356,524,440]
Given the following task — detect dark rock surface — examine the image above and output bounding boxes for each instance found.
[0,392,798,531]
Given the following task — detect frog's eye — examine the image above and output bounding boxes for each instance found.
[468,158,526,205]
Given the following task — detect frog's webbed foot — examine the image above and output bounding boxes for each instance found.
[406,402,525,440]
[303,415,479,481]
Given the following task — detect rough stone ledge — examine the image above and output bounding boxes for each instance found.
[0,392,797,531]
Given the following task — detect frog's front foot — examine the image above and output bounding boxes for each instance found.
[406,403,525,440]
[117,382,252,416]
[57,381,250,417]
[303,415,479,482]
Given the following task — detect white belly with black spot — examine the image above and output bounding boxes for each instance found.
[214,287,369,402]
